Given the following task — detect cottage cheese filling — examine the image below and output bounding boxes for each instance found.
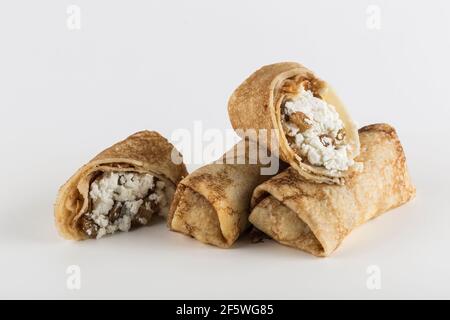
[282,89,353,172]
[80,172,167,239]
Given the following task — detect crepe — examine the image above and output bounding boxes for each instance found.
[228,62,360,185]
[55,131,188,240]
[168,139,283,248]
[249,124,416,257]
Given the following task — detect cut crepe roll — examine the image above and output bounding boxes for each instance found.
[55,131,188,240]
[168,139,283,248]
[249,124,416,257]
[228,62,360,185]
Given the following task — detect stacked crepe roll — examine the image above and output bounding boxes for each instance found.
[228,62,361,185]
[233,62,415,255]
[169,62,415,255]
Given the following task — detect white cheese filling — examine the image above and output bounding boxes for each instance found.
[283,89,353,172]
[85,172,166,239]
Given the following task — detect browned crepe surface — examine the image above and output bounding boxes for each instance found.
[228,62,360,185]
[168,139,284,248]
[55,131,188,240]
[249,124,416,257]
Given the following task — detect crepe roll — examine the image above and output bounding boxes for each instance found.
[249,124,416,257]
[228,62,360,185]
[55,131,188,240]
[168,139,283,248]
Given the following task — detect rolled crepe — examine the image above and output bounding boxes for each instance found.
[168,139,283,248]
[249,124,416,257]
[55,131,188,240]
[228,62,360,185]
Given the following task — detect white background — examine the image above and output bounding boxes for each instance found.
[0,0,449,299]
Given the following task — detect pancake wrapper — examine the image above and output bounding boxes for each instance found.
[228,62,360,185]
[55,131,188,240]
[249,124,416,257]
[168,139,284,248]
